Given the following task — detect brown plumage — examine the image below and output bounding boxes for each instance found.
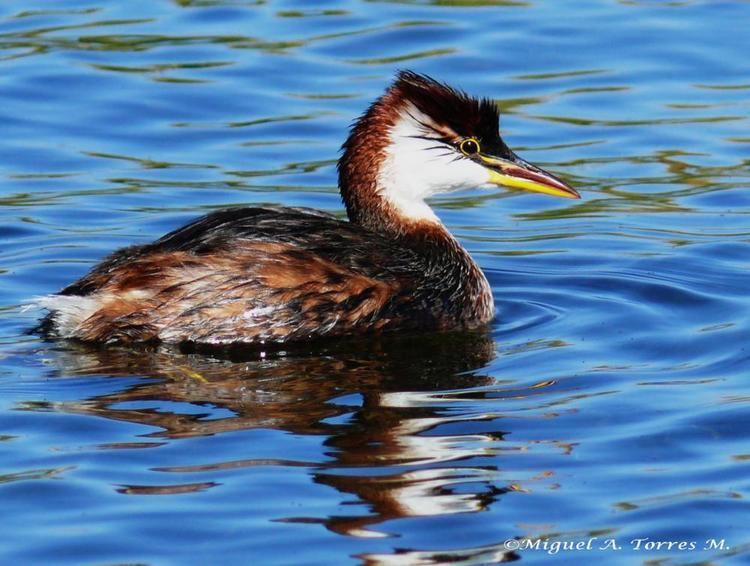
[39,71,578,345]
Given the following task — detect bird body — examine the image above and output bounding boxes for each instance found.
[45,206,490,344]
[39,71,578,345]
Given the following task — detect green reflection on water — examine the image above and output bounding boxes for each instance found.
[170,112,334,129]
[495,96,545,113]
[226,159,337,178]
[14,9,100,19]
[528,114,744,127]
[84,151,219,170]
[90,61,231,74]
[227,112,335,129]
[8,173,80,180]
[289,92,359,100]
[349,48,455,65]
[1,14,448,66]
[694,83,750,91]
[0,466,75,483]
[1,18,152,38]
[276,10,349,18]
[515,69,607,81]
[173,0,266,6]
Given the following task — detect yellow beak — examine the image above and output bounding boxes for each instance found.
[480,153,580,199]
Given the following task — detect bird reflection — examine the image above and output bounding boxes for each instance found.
[40,331,515,538]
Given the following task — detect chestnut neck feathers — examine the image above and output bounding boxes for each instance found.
[338,71,511,243]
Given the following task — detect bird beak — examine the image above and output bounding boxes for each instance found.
[480,152,580,199]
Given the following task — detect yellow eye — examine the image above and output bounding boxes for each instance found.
[459,138,481,156]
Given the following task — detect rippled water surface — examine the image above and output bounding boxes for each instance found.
[1,1,749,564]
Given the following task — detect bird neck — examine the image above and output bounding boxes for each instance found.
[338,85,440,238]
[338,163,454,257]
[339,154,493,326]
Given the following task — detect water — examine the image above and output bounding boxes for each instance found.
[1,1,749,564]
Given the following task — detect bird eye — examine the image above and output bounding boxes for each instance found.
[459,138,480,156]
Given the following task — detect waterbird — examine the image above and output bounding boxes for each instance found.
[39,71,579,345]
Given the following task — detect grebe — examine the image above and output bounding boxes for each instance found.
[40,71,579,345]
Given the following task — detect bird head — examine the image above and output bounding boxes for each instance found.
[339,71,579,229]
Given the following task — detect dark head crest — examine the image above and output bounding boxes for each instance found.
[390,70,501,144]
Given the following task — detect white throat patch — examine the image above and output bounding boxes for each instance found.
[376,103,492,222]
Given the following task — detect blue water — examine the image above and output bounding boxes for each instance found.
[1,1,749,564]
